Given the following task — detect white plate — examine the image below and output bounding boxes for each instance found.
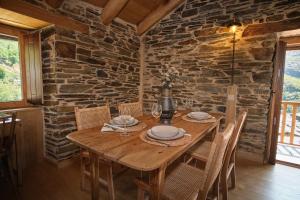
[147,129,184,141]
[187,112,210,120]
[110,118,139,127]
[151,125,178,137]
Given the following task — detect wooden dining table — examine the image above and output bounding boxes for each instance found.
[67,112,223,200]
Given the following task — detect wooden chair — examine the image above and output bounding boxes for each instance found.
[74,106,115,200]
[0,112,17,190]
[118,101,143,118]
[187,110,247,200]
[185,85,238,163]
[135,124,235,200]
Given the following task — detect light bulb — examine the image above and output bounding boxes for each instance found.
[230,25,237,33]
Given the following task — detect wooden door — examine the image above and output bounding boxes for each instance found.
[267,41,287,164]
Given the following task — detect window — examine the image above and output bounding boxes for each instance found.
[0,27,27,108]
[0,35,22,102]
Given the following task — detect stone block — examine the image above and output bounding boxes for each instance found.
[55,41,76,59]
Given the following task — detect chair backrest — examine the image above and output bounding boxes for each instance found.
[201,123,235,193]
[225,85,238,127]
[74,106,111,131]
[0,112,17,151]
[118,101,143,118]
[222,110,247,175]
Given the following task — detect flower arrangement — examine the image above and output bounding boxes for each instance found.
[159,64,179,88]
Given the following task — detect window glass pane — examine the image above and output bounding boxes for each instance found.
[0,35,22,102]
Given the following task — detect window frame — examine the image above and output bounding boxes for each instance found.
[0,25,27,109]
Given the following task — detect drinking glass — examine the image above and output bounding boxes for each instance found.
[187,99,194,110]
[151,103,162,120]
[119,107,130,136]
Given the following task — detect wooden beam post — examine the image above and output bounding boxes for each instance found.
[101,0,129,25]
[242,18,300,37]
[0,0,89,33]
[137,0,185,35]
[45,0,64,8]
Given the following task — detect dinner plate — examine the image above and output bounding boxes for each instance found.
[147,125,184,141]
[147,129,184,141]
[187,112,211,120]
[110,117,139,127]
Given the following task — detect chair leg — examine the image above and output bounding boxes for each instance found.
[105,163,115,200]
[220,174,228,200]
[80,156,89,191]
[230,165,236,189]
[213,176,220,200]
[7,155,19,198]
[137,187,146,200]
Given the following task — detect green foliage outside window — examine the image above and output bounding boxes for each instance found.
[0,37,22,102]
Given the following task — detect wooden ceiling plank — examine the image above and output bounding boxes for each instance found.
[0,0,89,33]
[45,0,64,8]
[137,0,185,35]
[101,0,129,25]
[82,0,107,8]
[242,18,300,37]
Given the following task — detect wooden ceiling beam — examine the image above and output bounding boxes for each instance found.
[45,0,64,8]
[137,0,185,35]
[242,18,300,37]
[101,0,129,25]
[0,0,89,33]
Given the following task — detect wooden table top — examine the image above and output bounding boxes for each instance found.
[67,113,223,171]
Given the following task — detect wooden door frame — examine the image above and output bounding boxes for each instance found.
[267,40,287,164]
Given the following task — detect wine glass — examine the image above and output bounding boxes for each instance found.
[173,99,178,113]
[151,103,162,120]
[187,99,194,110]
[119,107,130,136]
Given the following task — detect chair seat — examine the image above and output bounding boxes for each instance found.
[162,163,204,200]
[188,141,212,162]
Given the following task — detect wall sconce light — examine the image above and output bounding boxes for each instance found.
[227,17,242,85]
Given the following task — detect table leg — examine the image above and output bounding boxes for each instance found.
[150,164,167,200]
[90,152,99,200]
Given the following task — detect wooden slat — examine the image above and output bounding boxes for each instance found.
[137,0,185,35]
[101,0,129,25]
[225,85,237,127]
[280,103,287,143]
[0,0,89,33]
[45,0,64,8]
[243,17,300,37]
[290,105,297,144]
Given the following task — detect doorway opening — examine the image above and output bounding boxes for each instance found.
[277,48,300,166]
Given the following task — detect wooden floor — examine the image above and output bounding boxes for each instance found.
[1,157,300,200]
[277,143,300,165]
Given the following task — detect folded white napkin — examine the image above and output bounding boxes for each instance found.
[112,115,135,125]
[101,126,114,132]
[101,123,125,133]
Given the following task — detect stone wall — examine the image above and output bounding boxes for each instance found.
[36,0,140,161]
[143,0,300,158]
